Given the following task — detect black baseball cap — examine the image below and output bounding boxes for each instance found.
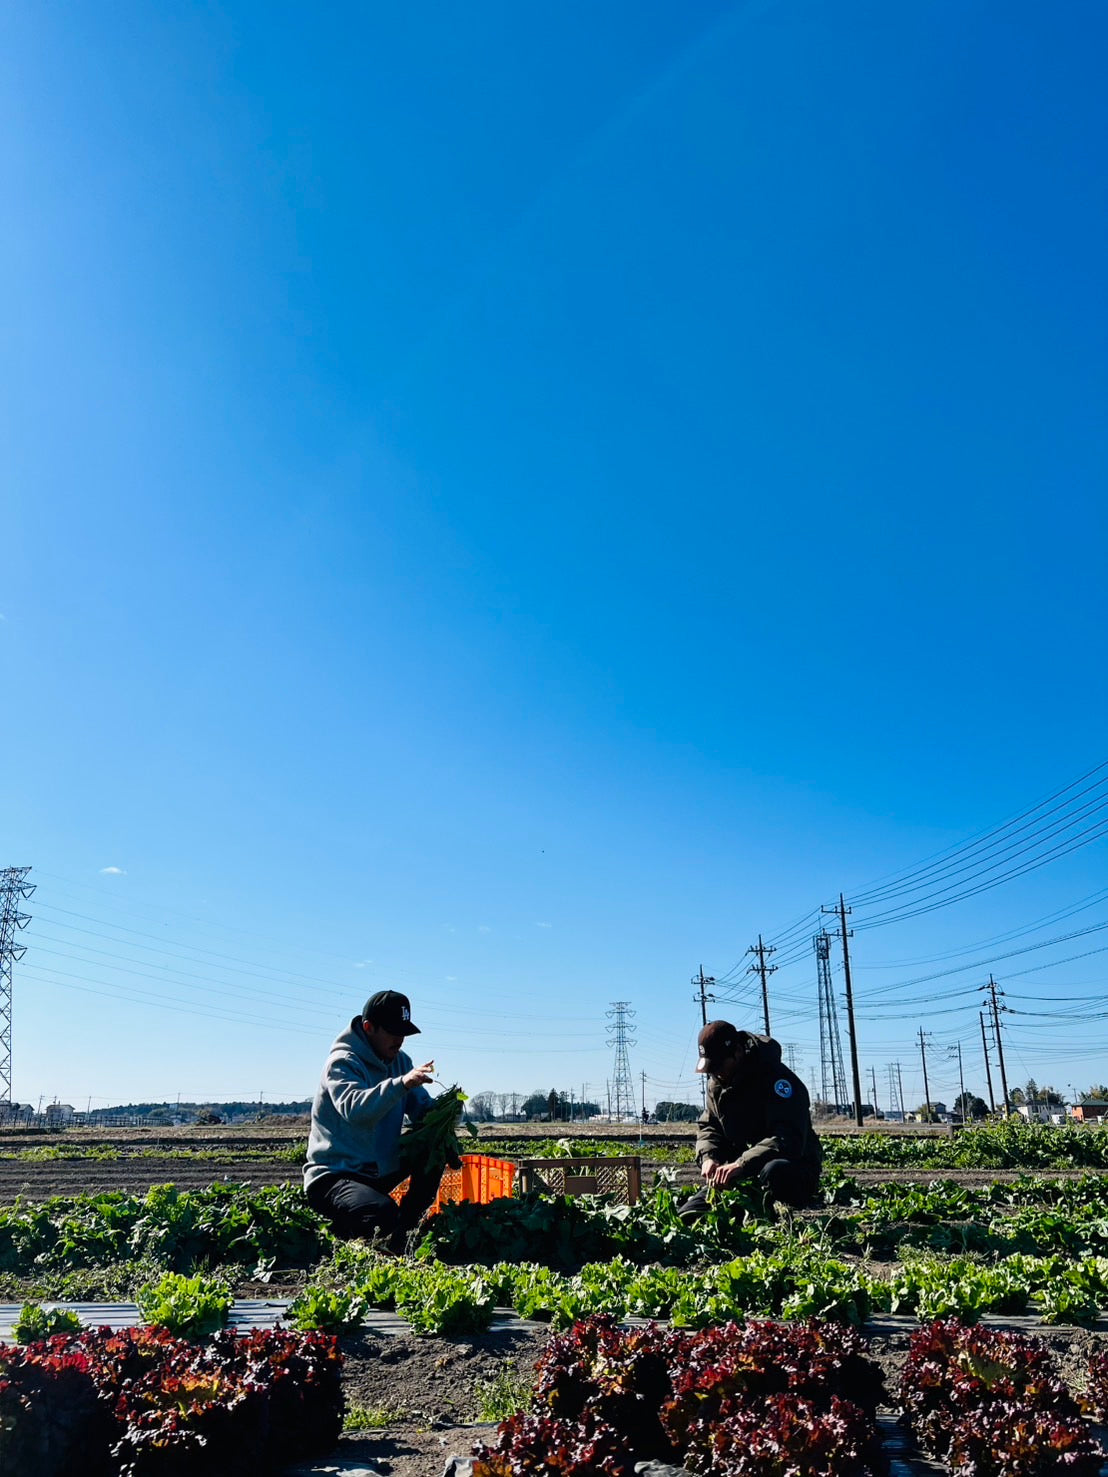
[362,990,420,1036]
[696,1020,743,1072]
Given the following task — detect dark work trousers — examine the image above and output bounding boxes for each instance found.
[306,1165,443,1248]
[678,1156,819,1219]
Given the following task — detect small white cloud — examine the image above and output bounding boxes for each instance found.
[99,867,126,876]
[353,959,374,969]
[445,975,457,982]
[478,925,492,934]
[535,921,552,928]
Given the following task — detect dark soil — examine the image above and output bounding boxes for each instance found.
[331,1324,549,1477]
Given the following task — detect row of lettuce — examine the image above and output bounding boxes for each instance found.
[469,1314,1108,1476]
[0,1323,343,1477]
[6,1313,1104,1477]
[16,1230,1108,1342]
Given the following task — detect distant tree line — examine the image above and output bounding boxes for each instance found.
[98,1100,312,1122]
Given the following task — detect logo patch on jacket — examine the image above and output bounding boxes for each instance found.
[774,1079,793,1098]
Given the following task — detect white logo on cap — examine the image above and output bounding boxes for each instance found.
[401,1006,410,1021]
[774,1079,793,1098]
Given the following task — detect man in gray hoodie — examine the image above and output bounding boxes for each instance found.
[304,990,444,1250]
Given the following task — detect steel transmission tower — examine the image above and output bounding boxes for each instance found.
[0,868,35,1105]
[814,931,848,1112]
[606,1002,637,1122]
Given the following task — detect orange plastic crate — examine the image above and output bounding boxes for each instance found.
[389,1153,516,1216]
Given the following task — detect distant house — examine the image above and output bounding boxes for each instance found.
[1015,1103,1053,1124]
[1072,1101,1108,1124]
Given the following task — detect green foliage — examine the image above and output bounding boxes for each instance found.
[475,1366,533,1422]
[0,1182,329,1277]
[286,1284,369,1334]
[344,1403,396,1431]
[11,1302,83,1342]
[397,1085,478,1177]
[135,1270,233,1338]
[315,1243,496,1336]
[480,1136,695,1164]
[823,1122,1108,1171]
[416,1181,760,1272]
[393,1262,496,1335]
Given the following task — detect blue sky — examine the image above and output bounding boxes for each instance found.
[2,1,1106,1115]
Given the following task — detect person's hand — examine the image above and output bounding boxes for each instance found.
[402,1061,435,1090]
[712,1161,747,1189]
[700,1157,719,1182]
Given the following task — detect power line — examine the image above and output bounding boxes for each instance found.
[848,760,1108,905]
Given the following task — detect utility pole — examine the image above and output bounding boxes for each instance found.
[948,1042,966,1122]
[823,895,864,1127]
[0,868,35,1106]
[918,1029,933,1120]
[746,936,776,1036]
[979,1011,996,1113]
[982,976,1011,1118]
[692,966,715,1105]
[869,1066,879,1119]
[896,1061,906,1121]
[692,965,716,1027]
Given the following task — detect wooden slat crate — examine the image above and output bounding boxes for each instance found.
[516,1156,642,1205]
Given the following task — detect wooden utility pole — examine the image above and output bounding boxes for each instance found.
[747,936,776,1036]
[823,895,864,1127]
[692,965,715,1106]
[693,965,715,1027]
[918,1029,933,1119]
[979,1011,996,1113]
[948,1041,966,1122]
[985,976,1011,1117]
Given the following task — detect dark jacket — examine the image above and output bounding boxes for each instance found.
[695,1033,822,1180]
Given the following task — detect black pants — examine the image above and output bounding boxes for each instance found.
[678,1157,819,1219]
[306,1165,443,1247]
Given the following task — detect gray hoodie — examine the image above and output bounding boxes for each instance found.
[304,1017,434,1190]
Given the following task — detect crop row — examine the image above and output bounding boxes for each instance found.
[5,1173,1108,1287]
[0,1182,327,1277]
[467,1315,1108,1476]
[299,1232,1108,1333]
[821,1121,1108,1169]
[3,1119,1106,1169]
[0,1323,343,1477]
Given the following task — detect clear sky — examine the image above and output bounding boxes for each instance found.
[2,1,1106,1118]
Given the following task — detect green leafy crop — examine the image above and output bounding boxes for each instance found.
[135,1270,233,1339]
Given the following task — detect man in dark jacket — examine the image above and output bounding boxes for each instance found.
[679,1020,822,1221]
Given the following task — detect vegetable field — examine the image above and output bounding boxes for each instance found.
[2,1122,1108,1474]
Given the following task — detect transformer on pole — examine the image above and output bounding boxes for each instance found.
[814,930,848,1113]
[0,868,35,1107]
[606,1002,637,1122]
